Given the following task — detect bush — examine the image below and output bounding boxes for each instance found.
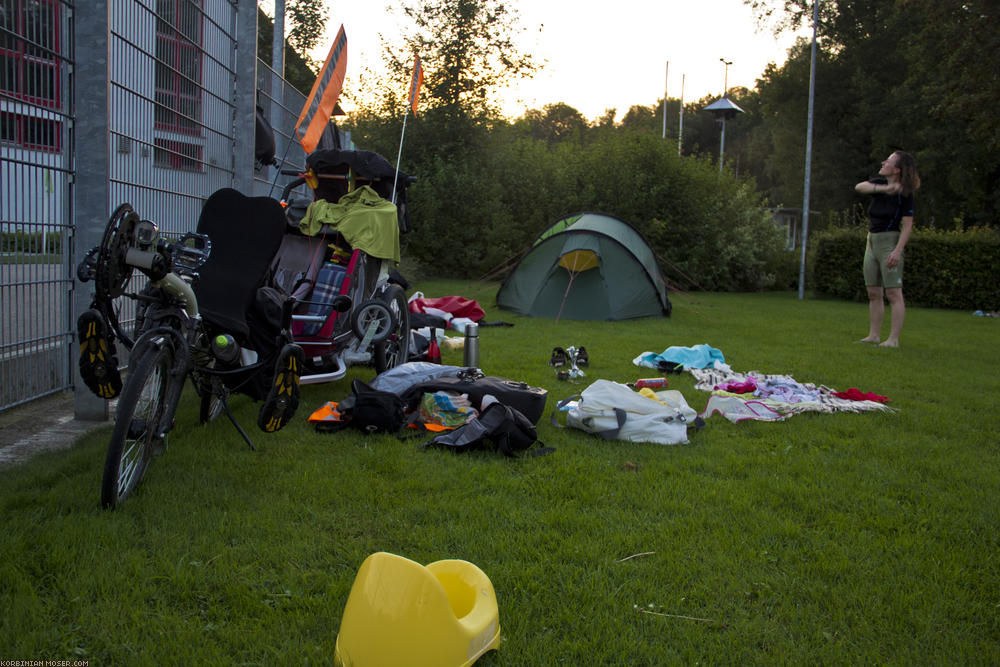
[350,114,789,290]
[811,226,1000,310]
[1,230,62,255]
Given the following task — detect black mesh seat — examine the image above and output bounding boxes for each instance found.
[193,188,287,339]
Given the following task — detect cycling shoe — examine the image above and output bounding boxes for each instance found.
[78,309,122,399]
[257,343,304,433]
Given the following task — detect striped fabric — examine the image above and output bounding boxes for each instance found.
[296,261,347,336]
[689,368,895,416]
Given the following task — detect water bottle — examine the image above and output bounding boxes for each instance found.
[426,328,442,365]
[211,333,239,364]
[630,377,669,390]
[462,322,480,368]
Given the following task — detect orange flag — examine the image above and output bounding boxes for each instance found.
[294,25,347,154]
[408,55,423,116]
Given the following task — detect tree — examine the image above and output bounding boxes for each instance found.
[285,0,327,61]
[517,103,587,145]
[380,0,540,120]
[256,1,329,94]
[745,0,1000,227]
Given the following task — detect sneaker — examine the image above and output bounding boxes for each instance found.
[257,343,305,433]
[576,346,589,367]
[78,309,122,399]
[549,346,567,367]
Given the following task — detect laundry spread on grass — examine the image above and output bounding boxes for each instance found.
[690,367,894,422]
[631,344,894,423]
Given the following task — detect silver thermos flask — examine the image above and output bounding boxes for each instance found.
[463,322,480,368]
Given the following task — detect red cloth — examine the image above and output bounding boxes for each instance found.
[408,295,485,322]
[832,387,890,403]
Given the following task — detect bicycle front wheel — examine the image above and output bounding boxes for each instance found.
[374,284,411,373]
[101,343,173,509]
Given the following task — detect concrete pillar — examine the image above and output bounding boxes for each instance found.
[72,1,110,421]
[233,0,258,195]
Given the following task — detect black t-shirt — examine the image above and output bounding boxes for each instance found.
[868,178,915,233]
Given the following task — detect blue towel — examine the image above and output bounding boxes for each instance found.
[634,344,727,370]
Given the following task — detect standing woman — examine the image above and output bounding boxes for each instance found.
[855,150,920,347]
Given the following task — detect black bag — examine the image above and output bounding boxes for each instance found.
[402,370,548,425]
[421,403,552,457]
[326,378,405,434]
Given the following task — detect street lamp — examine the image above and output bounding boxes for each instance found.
[720,58,733,97]
[704,96,744,173]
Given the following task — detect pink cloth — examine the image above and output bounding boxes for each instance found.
[715,378,758,394]
[831,387,890,403]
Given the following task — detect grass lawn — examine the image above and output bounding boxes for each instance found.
[2,283,998,665]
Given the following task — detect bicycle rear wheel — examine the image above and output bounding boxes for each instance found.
[101,343,173,509]
[374,284,410,373]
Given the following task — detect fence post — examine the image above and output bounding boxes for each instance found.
[233,1,258,194]
[72,1,110,421]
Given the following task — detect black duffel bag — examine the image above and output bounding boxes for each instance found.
[420,402,552,457]
[401,369,548,425]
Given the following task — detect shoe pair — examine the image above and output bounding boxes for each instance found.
[78,309,122,399]
[257,343,305,433]
[550,345,589,368]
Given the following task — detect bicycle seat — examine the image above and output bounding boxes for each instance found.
[334,552,500,667]
[193,188,286,338]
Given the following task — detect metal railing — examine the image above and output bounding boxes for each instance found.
[1,0,75,410]
[1,0,314,413]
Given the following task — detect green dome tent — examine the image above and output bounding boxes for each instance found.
[496,212,671,321]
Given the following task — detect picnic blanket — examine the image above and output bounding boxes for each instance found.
[690,368,895,420]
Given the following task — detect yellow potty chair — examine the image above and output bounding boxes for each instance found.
[334,552,501,667]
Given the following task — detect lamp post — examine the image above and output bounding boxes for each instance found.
[720,58,732,97]
[704,96,744,173]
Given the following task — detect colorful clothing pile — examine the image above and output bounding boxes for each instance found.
[691,368,894,422]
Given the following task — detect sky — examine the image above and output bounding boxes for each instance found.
[277,0,809,122]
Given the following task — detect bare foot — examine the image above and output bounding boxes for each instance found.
[878,340,899,348]
[858,336,880,343]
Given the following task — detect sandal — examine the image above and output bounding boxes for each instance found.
[257,343,305,432]
[549,346,567,367]
[77,309,122,399]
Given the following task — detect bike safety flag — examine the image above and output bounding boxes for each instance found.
[294,25,347,154]
[408,55,423,116]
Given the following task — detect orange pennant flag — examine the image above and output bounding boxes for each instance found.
[294,25,347,154]
[408,55,423,116]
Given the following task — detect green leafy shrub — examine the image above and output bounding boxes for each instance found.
[1,230,62,254]
[353,115,788,290]
[811,227,1000,310]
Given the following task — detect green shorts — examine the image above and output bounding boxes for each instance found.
[863,232,903,288]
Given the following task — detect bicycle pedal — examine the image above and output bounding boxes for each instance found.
[257,344,305,433]
[78,309,122,399]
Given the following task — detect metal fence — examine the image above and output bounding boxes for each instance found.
[1,0,75,410]
[1,0,312,413]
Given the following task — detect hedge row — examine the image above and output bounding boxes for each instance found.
[811,227,1000,310]
[1,231,62,254]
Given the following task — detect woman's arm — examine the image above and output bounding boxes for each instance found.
[886,216,913,268]
[855,181,902,195]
